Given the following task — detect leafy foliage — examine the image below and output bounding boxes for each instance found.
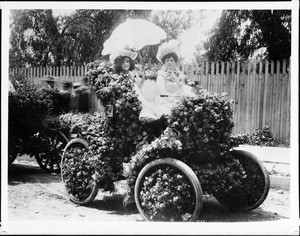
[9,9,151,68]
[9,9,63,67]
[201,10,291,62]
[232,124,289,147]
[151,10,194,41]
[9,72,61,158]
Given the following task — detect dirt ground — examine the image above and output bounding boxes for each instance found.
[4,155,291,224]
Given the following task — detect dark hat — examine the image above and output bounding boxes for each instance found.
[62,81,72,88]
[42,75,55,82]
[73,82,81,88]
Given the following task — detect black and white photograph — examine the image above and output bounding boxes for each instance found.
[1,1,299,235]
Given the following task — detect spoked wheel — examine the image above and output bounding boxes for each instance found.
[61,138,98,205]
[135,158,203,222]
[35,129,68,174]
[214,150,270,211]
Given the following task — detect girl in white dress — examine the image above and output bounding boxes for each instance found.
[154,40,196,116]
[110,48,165,121]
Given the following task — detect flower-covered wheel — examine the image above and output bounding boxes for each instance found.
[61,138,98,205]
[135,158,203,222]
[35,129,68,174]
[214,150,270,211]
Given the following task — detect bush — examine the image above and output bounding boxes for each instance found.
[248,124,286,147]
[230,124,290,147]
[9,72,61,157]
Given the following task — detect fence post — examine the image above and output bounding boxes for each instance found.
[194,62,199,84]
[257,61,263,130]
[262,60,269,130]
[244,61,250,134]
[215,61,219,93]
[77,66,80,82]
[286,59,291,142]
[61,66,64,79]
[210,62,214,92]
[234,61,240,134]
[226,61,231,95]
[279,60,287,141]
[199,61,204,87]
[275,60,281,139]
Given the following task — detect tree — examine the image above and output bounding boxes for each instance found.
[9,9,151,68]
[243,10,291,61]
[9,9,61,67]
[151,10,194,41]
[200,10,291,62]
[64,9,151,65]
[136,10,197,64]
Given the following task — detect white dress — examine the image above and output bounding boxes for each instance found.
[154,66,196,116]
[131,67,196,121]
[130,71,165,122]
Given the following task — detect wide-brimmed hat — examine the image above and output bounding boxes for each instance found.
[109,48,138,64]
[156,39,179,63]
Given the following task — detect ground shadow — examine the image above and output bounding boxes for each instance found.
[197,196,289,222]
[8,162,61,185]
[85,194,139,216]
[85,194,288,222]
[7,161,289,222]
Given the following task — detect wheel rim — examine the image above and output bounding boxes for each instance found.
[35,130,68,173]
[61,140,98,205]
[135,158,202,222]
[215,150,270,211]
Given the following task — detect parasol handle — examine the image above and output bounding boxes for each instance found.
[137,50,146,88]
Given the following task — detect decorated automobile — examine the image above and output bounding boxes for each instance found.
[59,60,270,222]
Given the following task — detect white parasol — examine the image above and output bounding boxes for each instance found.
[102,18,167,56]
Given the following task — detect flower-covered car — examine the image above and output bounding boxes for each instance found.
[59,60,270,222]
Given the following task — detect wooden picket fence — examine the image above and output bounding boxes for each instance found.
[9,59,291,141]
[9,65,89,90]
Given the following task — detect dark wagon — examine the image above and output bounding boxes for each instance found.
[8,79,69,174]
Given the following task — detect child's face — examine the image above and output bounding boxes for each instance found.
[121,57,131,72]
[164,56,176,70]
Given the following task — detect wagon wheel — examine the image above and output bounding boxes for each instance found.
[135,158,203,222]
[61,138,98,205]
[214,150,270,211]
[35,129,68,174]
